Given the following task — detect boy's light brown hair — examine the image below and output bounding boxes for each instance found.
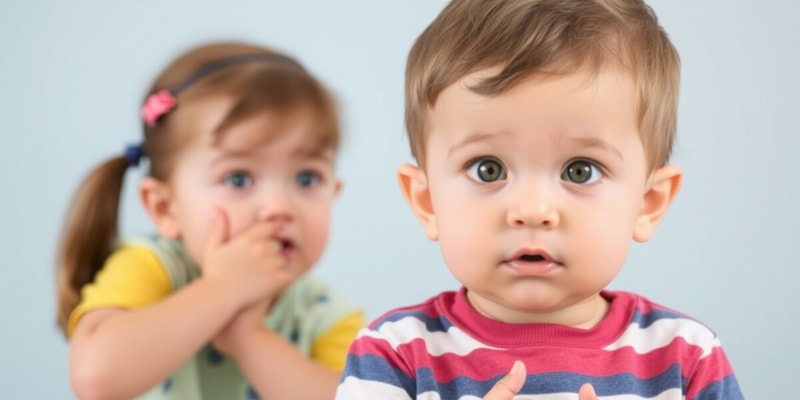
[405,0,680,172]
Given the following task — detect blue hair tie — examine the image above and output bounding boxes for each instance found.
[124,143,145,167]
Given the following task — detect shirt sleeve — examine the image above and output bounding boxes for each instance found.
[67,245,172,337]
[335,326,416,400]
[686,342,745,400]
[310,310,365,372]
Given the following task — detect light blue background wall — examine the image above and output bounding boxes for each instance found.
[1,1,797,398]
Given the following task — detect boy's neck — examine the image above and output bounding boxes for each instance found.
[465,290,610,328]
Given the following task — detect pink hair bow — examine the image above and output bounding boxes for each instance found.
[141,89,177,127]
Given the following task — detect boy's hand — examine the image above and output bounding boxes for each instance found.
[578,383,598,399]
[483,361,599,400]
[200,208,295,311]
[483,361,525,400]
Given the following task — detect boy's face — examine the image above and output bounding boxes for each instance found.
[400,68,680,324]
[148,98,340,278]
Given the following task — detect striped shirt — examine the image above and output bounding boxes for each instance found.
[336,289,743,400]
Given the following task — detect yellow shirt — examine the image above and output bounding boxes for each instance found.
[69,243,364,371]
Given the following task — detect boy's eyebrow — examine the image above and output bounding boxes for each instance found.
[448,131,625,161]
[565,136,624,161]
[448,131,509,157]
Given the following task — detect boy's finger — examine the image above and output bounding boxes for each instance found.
[483,361,525,400]
[579,383,597,400]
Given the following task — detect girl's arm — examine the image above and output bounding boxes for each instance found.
[237,329,341,400]
[69,276,241,400]
[70,215,293,400]
[214,302,341,400]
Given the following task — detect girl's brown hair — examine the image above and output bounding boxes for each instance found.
[55,42,340,335]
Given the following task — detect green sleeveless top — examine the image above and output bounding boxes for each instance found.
[122,236,360,400]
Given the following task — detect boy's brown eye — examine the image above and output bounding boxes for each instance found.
[562,160,601,184]
[468,158,506,183]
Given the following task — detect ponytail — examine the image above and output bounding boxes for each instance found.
[55,156,129,336]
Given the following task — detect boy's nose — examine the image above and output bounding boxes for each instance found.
[506,185,559,229]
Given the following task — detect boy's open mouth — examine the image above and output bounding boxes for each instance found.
[519,254,546,262]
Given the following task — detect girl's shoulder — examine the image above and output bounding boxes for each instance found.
[118,235,199,291]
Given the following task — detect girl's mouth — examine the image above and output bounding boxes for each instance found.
[279,239,296,260]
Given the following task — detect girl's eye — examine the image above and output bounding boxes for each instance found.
[296,170,322,187]
[562,160,602,184]
[466,158,507,183]
[223,171,254,188]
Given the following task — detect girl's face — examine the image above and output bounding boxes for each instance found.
[160,97,340,277]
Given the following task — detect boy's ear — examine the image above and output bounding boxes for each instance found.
[139,177,181,239]
[397,163,438,241]
[633,164,683,242]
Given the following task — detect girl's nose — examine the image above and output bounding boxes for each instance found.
[255,189,295,223]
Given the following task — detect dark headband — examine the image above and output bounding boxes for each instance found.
[130,52,304,167]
